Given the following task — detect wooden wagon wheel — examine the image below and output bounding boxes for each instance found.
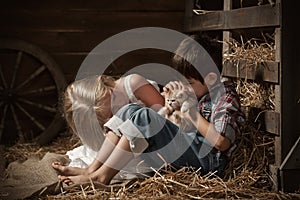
[0,38,67,145]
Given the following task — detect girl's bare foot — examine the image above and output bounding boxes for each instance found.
[52,162,87,176]
[58,174,91,185]
[58,173,110,186]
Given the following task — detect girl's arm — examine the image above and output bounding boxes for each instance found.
[129,74,165,111]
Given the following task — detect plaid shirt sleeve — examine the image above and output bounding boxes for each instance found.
[212,92,243,144]
[212,82,245,145]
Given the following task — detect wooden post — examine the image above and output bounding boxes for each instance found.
[269,27,281,191]
[221,0,232,82]
[222,0,232,56]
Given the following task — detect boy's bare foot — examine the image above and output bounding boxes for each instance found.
[52,162,87,176]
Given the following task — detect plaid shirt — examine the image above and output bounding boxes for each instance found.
[198,81,245,158]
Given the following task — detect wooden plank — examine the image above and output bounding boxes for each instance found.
[222,60,279,83]
[274,28,282,166]
[264,111,280,135]
[186,3,280,31]
[53,49,174,82]
[0,30,182,53]
[0,11,184,31]
[0,0,184,12]
[184,0,194,32]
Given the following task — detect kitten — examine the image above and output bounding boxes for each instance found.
[158,87,198,132]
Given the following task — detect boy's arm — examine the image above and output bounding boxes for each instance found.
[186,108,231,151]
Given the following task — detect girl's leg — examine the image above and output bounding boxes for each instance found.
[58,134,133,185]
[52,131,120,176]
[55,104,143,180]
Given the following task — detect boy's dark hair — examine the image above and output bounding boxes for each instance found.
[172,34,222,83]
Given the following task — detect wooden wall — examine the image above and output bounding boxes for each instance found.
[0,0,185,82]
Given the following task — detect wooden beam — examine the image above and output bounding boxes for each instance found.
[222,60,279,83]
[0,11,184,31]
[0,0,185,12]
[186,3,280,32]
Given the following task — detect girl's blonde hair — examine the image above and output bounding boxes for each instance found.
[62,75,116,151]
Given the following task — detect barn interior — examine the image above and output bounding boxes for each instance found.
[0,0,299,199]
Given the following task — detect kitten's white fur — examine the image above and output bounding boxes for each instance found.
[158,88,198,132]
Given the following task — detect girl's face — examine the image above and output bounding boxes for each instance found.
[187,78,208,99]
[97,84,129,125]
[110,87,130,114]
[99,92,113,124]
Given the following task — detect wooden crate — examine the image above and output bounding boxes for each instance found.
[184,0,300,192]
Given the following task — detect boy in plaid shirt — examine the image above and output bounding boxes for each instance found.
[56,35,245,185]
[153,34,245,174]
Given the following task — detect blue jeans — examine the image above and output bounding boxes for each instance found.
[115,104,228,177]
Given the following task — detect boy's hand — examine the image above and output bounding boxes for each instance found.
[174,105,197,120]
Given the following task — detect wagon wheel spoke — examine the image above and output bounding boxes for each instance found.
[15,65,46,91]
[18,85,56,96]
[14,102,46,131]
[10,104,22,138]
[0,105,8,141]
[10,51,23,89]
[0,65,8,89]
[18,97,57,113]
